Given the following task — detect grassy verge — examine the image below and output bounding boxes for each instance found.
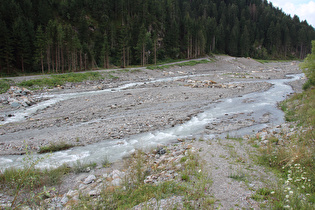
[0,156,98,208]
[252,88,315,209]
[147,59,212,70]
[72,149,214,209]
[18,72,103,89]
[255,59,300,64]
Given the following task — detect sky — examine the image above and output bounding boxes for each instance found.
[269,0,315,27]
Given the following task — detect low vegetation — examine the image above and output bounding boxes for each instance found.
[73,150,214,209]
[147,59,212,70]
[18,72,103,89]
[0,152,99,208]
[300,40,315,90]
[38,142,74,154]
[253,87,315,209]
[0,79,13,94]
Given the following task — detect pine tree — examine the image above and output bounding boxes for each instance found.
[34,25,46,74]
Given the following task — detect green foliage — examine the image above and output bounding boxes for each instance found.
[71,160,97,174]
[300,40,315,89]
[0,0,314,75]
[0,147,68,208]
[147,59,211,70]
[18,72,103,88]
[255,88,315,208]
[38,142,74,154]
[0,79,12,93]
[73,148,213,209]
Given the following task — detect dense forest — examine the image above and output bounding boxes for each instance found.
[0,0,315,75]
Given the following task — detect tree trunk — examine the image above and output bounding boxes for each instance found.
[21,56,24,73]
[41,51,44,74]
[154,40,157,65]
[47,46,51,73]
[61,48,64,73]
[80,51,83,71]
[123,46,126,68]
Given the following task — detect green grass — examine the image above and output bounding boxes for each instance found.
[18,72,103,88]
[255,59,300,64]
[71,160,97,174]
[38,142,74,154]
[253,88,315,208]
[147,59,212,70]
[72,149,213,209]
[0,79,13,93]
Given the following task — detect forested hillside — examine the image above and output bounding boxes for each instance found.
[0,0,314,75]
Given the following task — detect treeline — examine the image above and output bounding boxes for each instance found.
[0,0,315,75]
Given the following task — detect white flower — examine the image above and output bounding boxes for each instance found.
[302,185,305,189]
[286,195,290,198]
[270,191,275,194]
[284,205,290,208]
[289,191,293,195]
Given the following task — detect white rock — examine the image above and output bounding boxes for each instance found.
[84,175,96,184]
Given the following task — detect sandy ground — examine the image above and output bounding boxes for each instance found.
[0,55,304,155]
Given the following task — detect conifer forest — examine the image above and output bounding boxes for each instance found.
[0,0,315,75]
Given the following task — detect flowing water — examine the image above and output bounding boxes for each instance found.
[0,74,304,170]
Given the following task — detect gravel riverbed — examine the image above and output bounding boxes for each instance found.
[0,55,304,155]
[0,55,306,209]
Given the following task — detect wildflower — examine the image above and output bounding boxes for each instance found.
[302,185,305,189]
[270,191,275,194]
[286,195,290,198]
[284,205,290,208]
[289,191,293,195]
[306,193,310,196]
[198,169,201,173]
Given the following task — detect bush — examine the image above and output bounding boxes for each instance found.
[300,40,315,90]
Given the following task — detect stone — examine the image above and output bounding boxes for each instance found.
[60,195,69,205]
[157,147,166,155]
[111,178,122,186]
[83,175,96,184]
[10,102,21,108]
[89,190,100,197]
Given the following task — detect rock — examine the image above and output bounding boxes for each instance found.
[83,175,96,184]
[157,147,166,155]
[111,178,122,186]
[10,101,21,108]
[60,195,69,205]
[89,190,100,197]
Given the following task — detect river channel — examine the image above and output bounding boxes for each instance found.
[0,73,303,170]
